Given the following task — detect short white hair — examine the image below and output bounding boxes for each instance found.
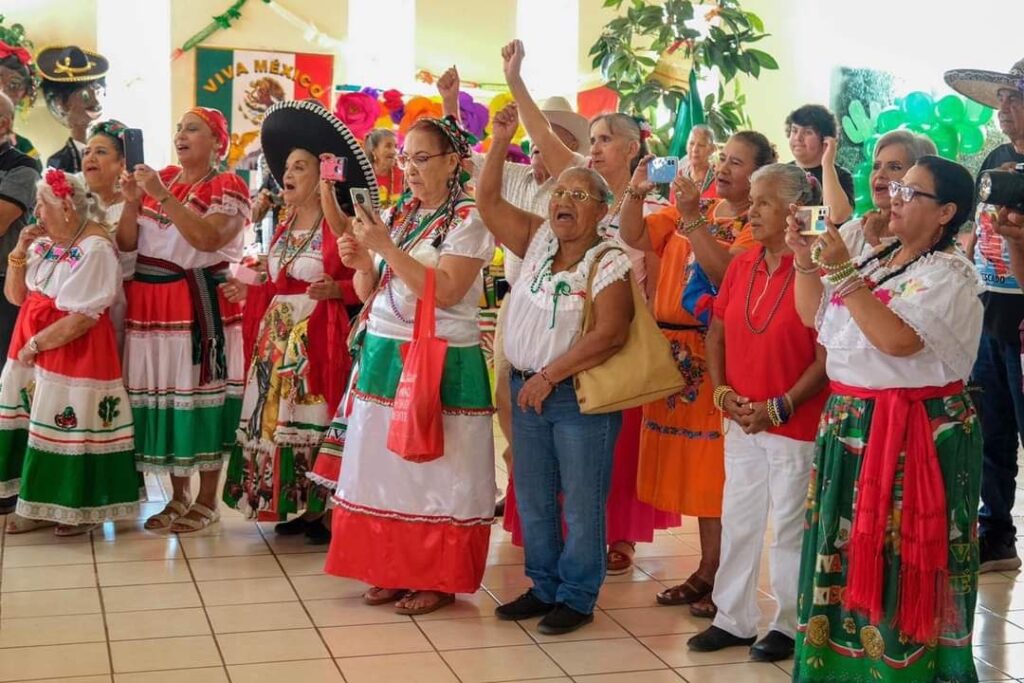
[35,171,109,229]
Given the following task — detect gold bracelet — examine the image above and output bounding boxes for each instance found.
[624,186,646,200]
[677,214,707,235]
[712,384,734,411]
[6,253,27,268]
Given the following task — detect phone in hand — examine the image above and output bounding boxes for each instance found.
[349,187,372,215]
[320,156,347,182]
[647,156,679,184]
[796,205,831,236]
[123,128,144,169]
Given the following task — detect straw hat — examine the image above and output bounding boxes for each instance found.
[538,96,591,155]
[944,58,1024,109]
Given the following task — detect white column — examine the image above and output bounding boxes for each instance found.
[515,0,580,100]
[96,0,172,168]
[346,0,417,90]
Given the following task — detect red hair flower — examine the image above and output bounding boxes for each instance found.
[45,169,73,199]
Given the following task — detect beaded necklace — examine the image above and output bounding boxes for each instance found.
[273,210,322,277]
[34,218,89,291]
[382,202,448,324]
[529,234,603,328]
[743,248,794,334]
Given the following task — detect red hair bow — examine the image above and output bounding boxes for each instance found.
[45,169,74,200]
[0,41,32,67]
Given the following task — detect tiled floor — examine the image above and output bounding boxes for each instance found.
[3,460,1024,683]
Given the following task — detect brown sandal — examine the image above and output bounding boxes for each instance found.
[656,574,713,606]
[394,591,455,616]
[363,587,409,606]
[606,541,636,575]
[689,594,717,618]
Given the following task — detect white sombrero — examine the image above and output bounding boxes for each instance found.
[538,96,591,155]
[944,58,1024,109]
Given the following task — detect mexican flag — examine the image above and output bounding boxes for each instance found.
[195,47,334,170]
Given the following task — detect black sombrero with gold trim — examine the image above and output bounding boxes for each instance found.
[36,45,108,84]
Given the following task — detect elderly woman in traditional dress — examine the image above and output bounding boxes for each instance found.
[0,170,138,535]
[117,107,249,533]
[322,116,495,616]
[789,156,982,682]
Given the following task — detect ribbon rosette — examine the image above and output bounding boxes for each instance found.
[45,169,73,199]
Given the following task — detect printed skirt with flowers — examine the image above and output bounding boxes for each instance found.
[0,295,140,524]
[794,390,981,683]
[324,332,496,594]
[223,294,330,520]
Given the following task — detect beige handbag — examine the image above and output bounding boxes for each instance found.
[574,245,685,414]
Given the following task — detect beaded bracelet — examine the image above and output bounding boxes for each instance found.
[712,384,734,411]
[766,396,791,428]
[677,214,707,235]
[825,262,858,285]
[624,186,646,200]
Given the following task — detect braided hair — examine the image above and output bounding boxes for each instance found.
[854,155,975,288]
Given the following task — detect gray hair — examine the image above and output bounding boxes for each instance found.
[875,130,937,164]
[749,163,822,206]
[560,166,613,205]
[35,171,109,230]
[689,124,714,144]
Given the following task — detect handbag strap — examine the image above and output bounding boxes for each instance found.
[579,243,626,336]
[413,268,437,341]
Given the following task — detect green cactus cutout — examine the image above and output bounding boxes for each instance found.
[841,99,881,144]
[98,395,121,428]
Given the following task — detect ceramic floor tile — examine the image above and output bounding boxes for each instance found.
[640,634,753,668]
[541,638,666,676]
[632,537,701,559]
[187,555,283,582]
[575,672,686,683]
[674,662,790,682]
[973,657,1013,681]
[96,559,191,587]
[205,601,312,633]
[111,669,228,683]
[102,582,202,612]
[2,528,92,547]
[336,652,459,683]
[110,635,222,673]
[217,628,329,665]
[605,607,705,637]
[482,564,534,589]
[290,574,368,600]
[977,642,1024,678]
[228,659,343,683]
[632,557,702,582]
[485,542,526,566]
[321,622,433,658]
[196,577,297,606]
[419,615,533,650]
[24,677,112,683]
[2,542,96,567]
[441,644,564,683]
[975,613,1024,646]
[105,607,211,640]
[261,533,328,554]
[277,552,328,576]
[0,614,106,648]
[414,590,499,621]
[2,563,96,592]
[303,597,412,627]
[178,534,270,558]
[1,587,101,617]
[93,538,182,564]
[0,643,110,682]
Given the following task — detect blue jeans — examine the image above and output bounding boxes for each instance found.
[975,332,1024,544]
[510,374,621,615]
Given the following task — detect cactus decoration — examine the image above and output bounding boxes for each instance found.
[98,395,121,428]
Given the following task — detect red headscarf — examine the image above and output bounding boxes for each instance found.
[187,106,229,159]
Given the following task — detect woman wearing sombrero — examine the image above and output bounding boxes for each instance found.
[322,115,495,616]
[221,101,373,542]
[117,106,250,533]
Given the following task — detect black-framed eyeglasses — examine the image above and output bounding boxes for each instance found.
[396,152,448,170]
[888,180,940,203]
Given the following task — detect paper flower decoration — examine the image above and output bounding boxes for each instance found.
[398,96,443,137]
[486,93,526,143]
[458,92,489,140]
[334,91,381,141]
[505,144,529,165]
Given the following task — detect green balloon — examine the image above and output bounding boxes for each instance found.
[875,107,905,133]
[934,95,966,125]
[959,124,985,155]
[855,195,875,217]
[902,91,935,125]
[965,99,994,125]
[927,123,958,150]
[862,134,880,160]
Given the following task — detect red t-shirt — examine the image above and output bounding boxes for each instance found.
[712,247,827,441]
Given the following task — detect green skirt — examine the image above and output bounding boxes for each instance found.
[794,390,981,683]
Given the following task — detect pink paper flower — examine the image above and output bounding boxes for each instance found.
[334,91,381,140]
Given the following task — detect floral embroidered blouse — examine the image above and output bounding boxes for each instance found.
[25,235,120,319]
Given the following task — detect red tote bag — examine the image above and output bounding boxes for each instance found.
[387,268,448,462]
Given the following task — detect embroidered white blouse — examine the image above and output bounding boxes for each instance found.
[267,225,324,284]
[504,222,632,372]
[25,235,120,319]
[815,244,983,389]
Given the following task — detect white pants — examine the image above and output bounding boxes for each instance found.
[711,424,814,639]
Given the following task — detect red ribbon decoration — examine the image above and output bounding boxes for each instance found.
[0,41,32,67]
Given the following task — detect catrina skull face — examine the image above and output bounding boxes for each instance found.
[0,64,29,105]
[45,81,104,128]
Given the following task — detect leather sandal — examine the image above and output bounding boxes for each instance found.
[656,574,713,606]
[144,499,190,530]
[170,503,220,534]
[689,593,718,618]
[394,591,455,616]
[363,587,410,606]
[606,541,636,575]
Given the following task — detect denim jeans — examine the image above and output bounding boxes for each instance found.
[509,373,621,615]
[975,332,1024,545]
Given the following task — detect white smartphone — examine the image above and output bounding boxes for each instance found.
[797,205,831,236]
[349,187,372,215]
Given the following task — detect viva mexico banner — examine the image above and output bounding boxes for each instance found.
[195,47,334,170]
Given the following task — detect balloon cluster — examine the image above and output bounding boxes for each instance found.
[842,92,994,214]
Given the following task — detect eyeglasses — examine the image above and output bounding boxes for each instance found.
[396,152,448,170]
[551,189,605,203]
[888,180,940,203]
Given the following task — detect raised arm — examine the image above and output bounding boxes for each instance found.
[618,154,655,251]
[501,40,577,178]
[475,103,544,258]
[4,226,43,306]
[785,206,825,327]
[318,157,352,237]
[672,175,734,285]
[821,137,853,224]
[437,66,461,122]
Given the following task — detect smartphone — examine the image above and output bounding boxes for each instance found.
[123,128,144,169]
[350,187,372,214]
[647,156,679,184]
[797,205,831,236]
[320,156,347,182]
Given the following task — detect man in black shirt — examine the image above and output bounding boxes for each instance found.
[785,104,855,223]
[946,58,1024,572]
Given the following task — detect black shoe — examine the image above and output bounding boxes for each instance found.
[537,603,594,635]
[494,496,506,517]
[274,516,310,536]
[495,591,555,621]
[0,495,16,515]
[750,630,794,662]
[980,536,1022,573]
[305,520,331,545]
[687,626,757,652]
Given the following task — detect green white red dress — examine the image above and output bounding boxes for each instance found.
[0,235,139,523]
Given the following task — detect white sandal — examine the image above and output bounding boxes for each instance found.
[55,523,100,537]
[5,513,57,534]
[144,499,190,530]
[170,503,221,534]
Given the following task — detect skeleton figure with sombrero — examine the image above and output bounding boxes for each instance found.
[35,45,108,173]
[944,58,1024,575]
